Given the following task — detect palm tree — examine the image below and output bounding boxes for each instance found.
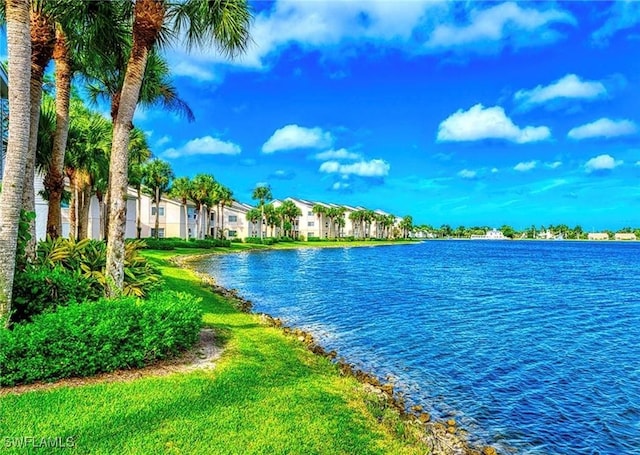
[251,184,273,240]
[245,208,261,237]
[65,102,111,239]
[217,184,234,239]
[44,1,128,239]
[142,158,174,239]
[190,174,216,240]
[264,203,279,237]
[401,215,414,239]
[349,210,362,239]
[127,127,151,239]
[0,0,31,324]
[312,203,326,238]
[105,0,252,295]
[23,2,55,253]
[278,200,302,238]
[169,176,192,240]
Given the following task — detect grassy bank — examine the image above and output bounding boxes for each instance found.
[0,246,453,455]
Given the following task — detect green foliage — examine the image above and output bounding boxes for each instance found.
[0,291,203,387]
[244,237,277,245]
[34,237,161,298]
[16,210,36,270]
[11,265,101,323]
[142,238,232,250]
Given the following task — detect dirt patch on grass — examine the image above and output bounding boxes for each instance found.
[0,329,222,397]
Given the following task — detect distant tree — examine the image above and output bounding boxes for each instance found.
[500,224,515,239]
[252,185,273,240]
[142,158,174,239]
[169,176,192,240]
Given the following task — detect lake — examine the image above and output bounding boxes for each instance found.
[193,241,640,454]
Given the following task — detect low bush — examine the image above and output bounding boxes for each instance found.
[244,237,280,245]
[230,238,244,243]
[0,291,203,387]
[11,265,101,323]
[142,238,231,250]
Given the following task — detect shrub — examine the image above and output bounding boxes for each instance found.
[142,238,231,250]
[35,237,161,298]
[0,291,203,387]
[11,265,101,323]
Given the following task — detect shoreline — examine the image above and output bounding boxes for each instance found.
[172,244,499,455]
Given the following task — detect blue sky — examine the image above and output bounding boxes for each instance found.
[5,1,640,229]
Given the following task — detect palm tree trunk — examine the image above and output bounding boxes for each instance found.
[78,178,91,240]
[96,192,105,240]
[136,185,142,239]
[106,45,149,295]
[183,201,188,240]
[154,187,160,238]
[22,72,43,256]
[0,0,31,324]
[220,203,225,239]
[45,25,71,239]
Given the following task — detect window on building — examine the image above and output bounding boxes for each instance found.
[308,211,313,216]
[325,222,329,228]
[150,228,165,238]
[228,230,237,237]
[228,215,238,223]
[308,221,314,227]
[151,206,165,216]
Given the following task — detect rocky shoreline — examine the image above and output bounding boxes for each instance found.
[172,253,499,455]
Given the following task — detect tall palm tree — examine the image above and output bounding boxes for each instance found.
[0,0,31,324]
[106,0,252,295]
[278,200,302,238]
[190,173,216,240]
[251,184,272,240]
[22,1,55,253]
[245,208,261,237]
[217,184,233,239]
[65,102,111,239]
[142,158,174,239]
[127,127,151,239]
[312,203,326,238]
[349,210,361,239]
[44,1,129,238]
[169,176,192,240]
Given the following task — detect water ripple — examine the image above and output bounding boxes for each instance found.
[193,241,640,454]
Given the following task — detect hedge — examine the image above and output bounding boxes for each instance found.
[0,291,203,387]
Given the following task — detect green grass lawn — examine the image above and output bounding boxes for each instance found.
[0,248,431,455]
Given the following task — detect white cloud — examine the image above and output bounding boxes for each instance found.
[332,182,351,190]
[164,1,573,78]
[568,118,638,140]
[319,159,390,177]
[437,104,551,143]
[162,136,241,159]
[425,2,575,51]
[155,135,171,147]
[585,154,622,173]
[171,61,216,81]
[491,167,499,174]
[515,74,607,107]
[314,148,361,161]
[458,169,477,179]
[546,161,562,169]
[262,124,334,153]
[592,1,640,43]
[514,161,537,172]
